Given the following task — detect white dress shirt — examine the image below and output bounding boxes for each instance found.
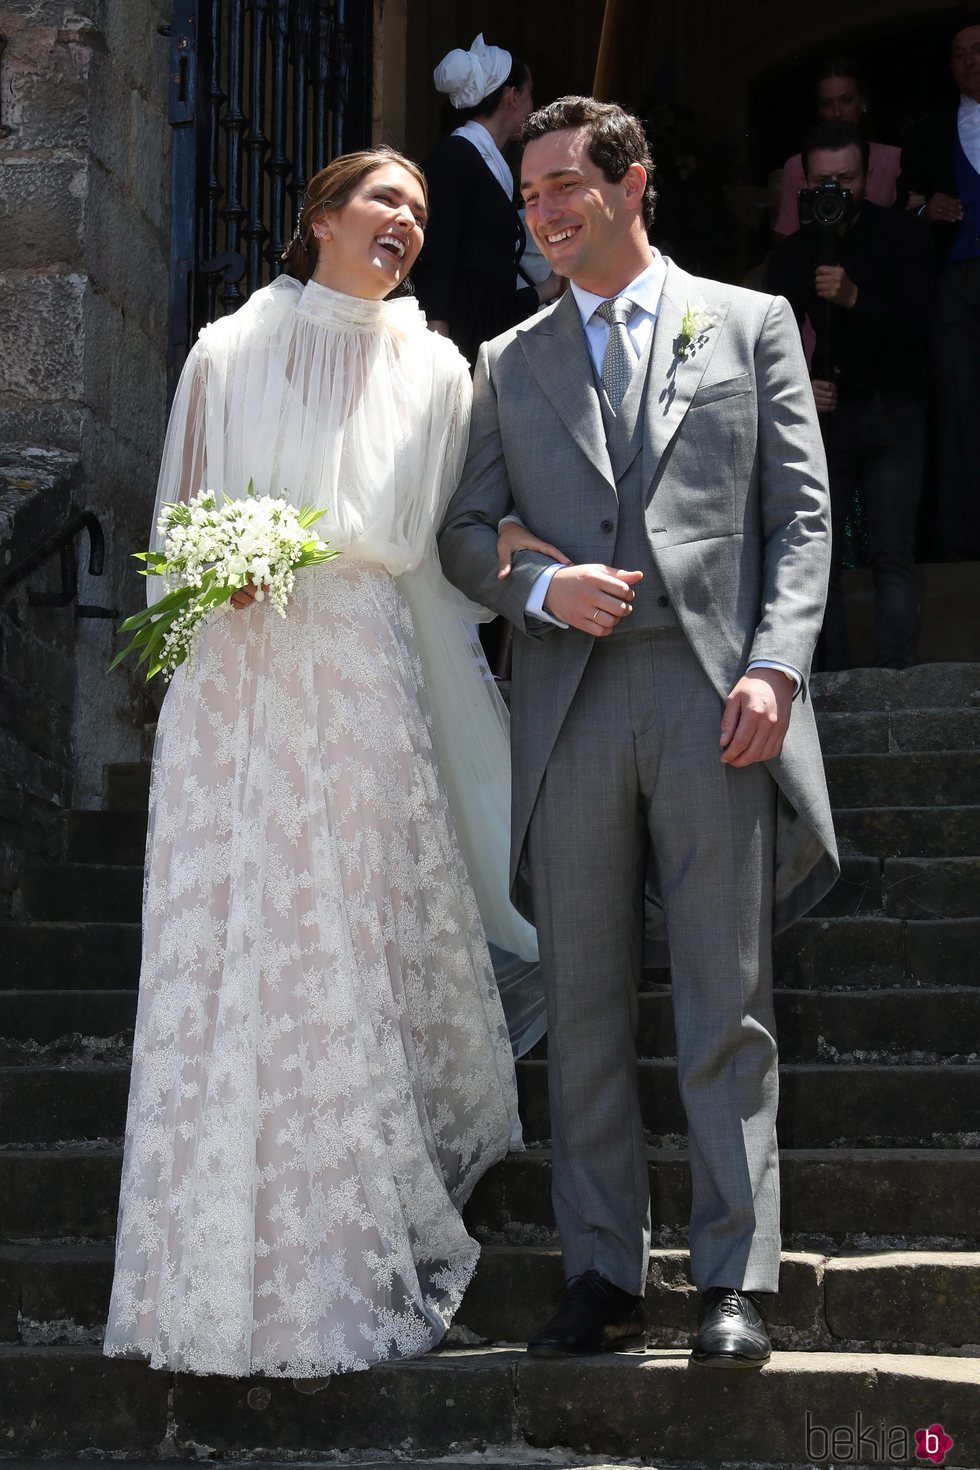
[958,95,980,172]
[514,253,801,691]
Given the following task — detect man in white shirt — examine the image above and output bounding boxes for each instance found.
[439,97,837,1369]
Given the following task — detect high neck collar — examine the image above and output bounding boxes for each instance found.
[296,277,421,331]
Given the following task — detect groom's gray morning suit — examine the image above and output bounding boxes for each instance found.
[439,257,838,1296]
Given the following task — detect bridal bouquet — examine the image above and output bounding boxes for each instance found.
[110,486,339,681]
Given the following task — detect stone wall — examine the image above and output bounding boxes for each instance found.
[0,0,169,813]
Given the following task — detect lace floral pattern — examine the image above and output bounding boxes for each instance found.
[104,562,521,1377]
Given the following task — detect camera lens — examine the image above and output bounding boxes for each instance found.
[813,192,846,226]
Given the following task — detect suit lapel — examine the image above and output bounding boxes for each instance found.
[641,261,729,493]
[518,291,615,490]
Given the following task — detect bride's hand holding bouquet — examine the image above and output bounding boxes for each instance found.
[110,484,339,681]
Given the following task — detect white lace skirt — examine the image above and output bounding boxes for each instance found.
[103,562,521,1378]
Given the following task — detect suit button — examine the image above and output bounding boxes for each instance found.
[600,518,614,533]
[657,595,670,607]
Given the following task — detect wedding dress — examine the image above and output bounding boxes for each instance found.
[103,277,539,1378]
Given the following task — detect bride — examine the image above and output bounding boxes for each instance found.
[104,147,549,1379]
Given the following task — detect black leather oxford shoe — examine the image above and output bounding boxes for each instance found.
[691,1286,772,1368]
[527,1269,646,1357]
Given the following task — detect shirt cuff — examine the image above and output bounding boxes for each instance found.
[498,512,524,531]
[747,659,803,697]
[527,563,568,628]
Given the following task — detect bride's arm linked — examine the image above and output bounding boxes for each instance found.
[496,519,570,580]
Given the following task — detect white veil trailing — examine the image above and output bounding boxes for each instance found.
[152,274,542,1033]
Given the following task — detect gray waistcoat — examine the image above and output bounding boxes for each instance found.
[596,330,678,631]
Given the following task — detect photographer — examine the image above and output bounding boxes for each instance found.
[767,121,934,670]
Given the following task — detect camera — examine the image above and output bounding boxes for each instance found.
[797,180,855,231]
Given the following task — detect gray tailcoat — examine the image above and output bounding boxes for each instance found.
[439,260,839,932]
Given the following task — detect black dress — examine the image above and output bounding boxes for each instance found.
[413,134,539,367]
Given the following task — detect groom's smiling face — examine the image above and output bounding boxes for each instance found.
[521,126,646,294]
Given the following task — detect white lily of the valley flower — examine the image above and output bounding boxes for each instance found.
[677,302,718,359]
[111,487,339,682]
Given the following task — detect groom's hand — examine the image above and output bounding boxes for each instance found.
[544,565,643,635]
[720,669,793,767]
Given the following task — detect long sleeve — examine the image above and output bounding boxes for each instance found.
[146,343,209,604]
[414,141,472,321]
[747,294,831,689]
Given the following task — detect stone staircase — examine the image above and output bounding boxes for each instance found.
[0,664,978,1466]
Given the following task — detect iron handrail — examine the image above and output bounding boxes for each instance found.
[0,510,118,618]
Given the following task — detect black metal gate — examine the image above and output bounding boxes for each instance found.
[166,0,373,403]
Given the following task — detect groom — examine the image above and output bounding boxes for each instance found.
[438,97,837,1368]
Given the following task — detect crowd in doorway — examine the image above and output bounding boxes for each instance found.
[411,16,980,673]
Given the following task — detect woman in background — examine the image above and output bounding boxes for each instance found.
[413,33,561,365]
[774,56,901,237]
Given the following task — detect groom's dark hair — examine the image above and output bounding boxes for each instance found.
[520,96,657,236]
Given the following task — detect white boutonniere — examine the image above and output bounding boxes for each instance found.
[676,302,718,359]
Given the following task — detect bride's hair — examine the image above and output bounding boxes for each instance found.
[281,147,428,284]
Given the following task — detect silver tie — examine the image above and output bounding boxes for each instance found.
[594,296,638,411]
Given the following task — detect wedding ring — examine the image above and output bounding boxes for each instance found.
[592,608,601,623]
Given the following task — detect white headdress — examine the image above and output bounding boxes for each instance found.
[433,33,512,110]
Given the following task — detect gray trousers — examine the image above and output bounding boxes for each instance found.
[527,628,780,1297]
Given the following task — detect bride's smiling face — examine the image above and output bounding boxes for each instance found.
[312,164,427,298]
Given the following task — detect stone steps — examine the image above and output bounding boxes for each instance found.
[823,751,980,807]
[0,922,141,990]
[104,762,151,812]
[0,990,136,1055]
[18,864,144,923]
[816,707,980,754]
[5,916,979,992]
[0,1343,975,1466]
[2,1241,977,1355]
[2,985,976,1063]
[0,667,974,1467]
[514,1060,980,1148]
[467,1148,980,1248]
[2,1146,976,1247]
[2,1059,976,1150]
[773,915,980,986]
[64,800,980,862]
[5,916,978,991]
[635,985,980,1062]
[833,805,980,857]
[65,809,147,866]
[808,662,980,711]
[13,853,980,927]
